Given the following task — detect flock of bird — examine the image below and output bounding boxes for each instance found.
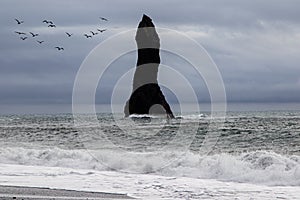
[14,17,108,51]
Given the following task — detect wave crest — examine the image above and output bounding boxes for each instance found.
[0,147,299,186]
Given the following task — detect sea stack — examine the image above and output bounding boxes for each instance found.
[124,14,174,118]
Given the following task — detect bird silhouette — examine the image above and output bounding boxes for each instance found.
[97,29,106,33]
[48,24,56,27]
[99,17,108,21]
[20,37,27,40]
[90,31,98,35]
[66,32,73,37]
[43,20,53,24]
[37,40,44,44]
[84,34,92,38]
[29,32,39,37]
[55,46,64,50]
[15,18,24,24]
[15,31,26,35]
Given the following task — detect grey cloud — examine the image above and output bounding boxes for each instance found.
[0,0,299,113]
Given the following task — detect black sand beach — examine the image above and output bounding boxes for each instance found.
[0,185,134,200]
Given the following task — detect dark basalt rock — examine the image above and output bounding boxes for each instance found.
[124,14,174,118]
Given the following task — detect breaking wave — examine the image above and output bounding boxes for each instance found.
[0,146,299,186]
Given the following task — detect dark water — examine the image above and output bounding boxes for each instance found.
[0,111,299,155]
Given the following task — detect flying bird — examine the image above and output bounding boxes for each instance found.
[99,17,108,21]
[29,32,39,37]
[43,20,53,24]
[97,29,106,33]
[48,24,56,27]
[65,32,73,37]
[90,31,98,35]
[84,34,92,38]
[20,37,27,40]
[15,18,24,24]
[55,46,64,51]
[15,31,26,35]
[37,40,44,44]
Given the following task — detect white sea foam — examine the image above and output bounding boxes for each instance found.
[1,163,299,200]
[129,114,161,118]
[0,146,299,186]
[179,113,206,120]
[129,113,206,120]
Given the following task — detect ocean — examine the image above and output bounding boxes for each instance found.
[0,107,299,199]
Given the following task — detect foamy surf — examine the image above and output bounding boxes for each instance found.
[128,113,206,120]
[0,146,299,186]
[0,155,299,199]
[0,111,299,199]
[129,114,161,119]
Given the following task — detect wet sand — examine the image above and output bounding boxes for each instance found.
[0,185,134,199]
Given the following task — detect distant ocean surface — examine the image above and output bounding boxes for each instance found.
[0,107,299,199]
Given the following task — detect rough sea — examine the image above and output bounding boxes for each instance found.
[0,107,299,199]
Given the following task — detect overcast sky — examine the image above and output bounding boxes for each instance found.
[1,0,300,113]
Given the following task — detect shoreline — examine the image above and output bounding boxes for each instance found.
[0,185,134,199]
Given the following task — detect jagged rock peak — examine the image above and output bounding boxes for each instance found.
[139,14,155,28]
